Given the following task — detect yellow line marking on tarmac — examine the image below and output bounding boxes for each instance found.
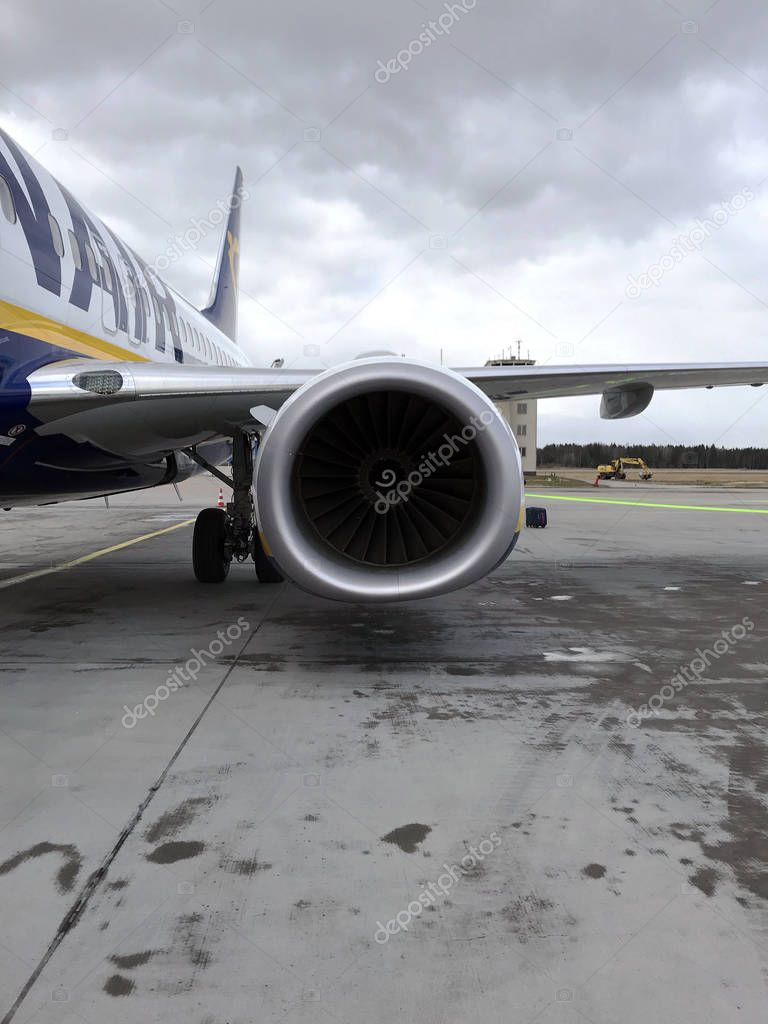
[525,493,768,514]
[0,519,195,590]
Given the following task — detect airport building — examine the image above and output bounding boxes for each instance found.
[486,349,538,475]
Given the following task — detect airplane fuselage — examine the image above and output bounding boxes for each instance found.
[0,129,244,505]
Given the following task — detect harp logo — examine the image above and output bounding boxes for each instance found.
[227,230,239,289]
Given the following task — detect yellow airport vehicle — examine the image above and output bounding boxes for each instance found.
[596,457,653,481]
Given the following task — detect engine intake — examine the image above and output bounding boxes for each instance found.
[296,390,484,567]
[254,359,523,602]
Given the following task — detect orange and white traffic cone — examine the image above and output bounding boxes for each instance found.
[217,487,225,509]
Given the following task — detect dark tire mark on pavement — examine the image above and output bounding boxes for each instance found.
[0,589,282,1024]
[0,842,82,894]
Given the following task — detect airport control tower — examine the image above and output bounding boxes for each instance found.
[486,343,537,475]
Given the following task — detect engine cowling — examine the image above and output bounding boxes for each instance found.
[254,359,524,602]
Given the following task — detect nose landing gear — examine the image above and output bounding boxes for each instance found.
[189,430,284,585]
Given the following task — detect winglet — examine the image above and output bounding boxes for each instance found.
[201,166,244,342]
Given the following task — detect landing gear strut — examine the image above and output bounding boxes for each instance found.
[190,431,284,584]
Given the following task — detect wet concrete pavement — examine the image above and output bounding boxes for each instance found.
[0,478,766,1023]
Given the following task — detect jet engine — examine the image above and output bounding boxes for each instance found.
[254,359,524,602]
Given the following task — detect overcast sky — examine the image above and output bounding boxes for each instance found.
[2,0,768,445]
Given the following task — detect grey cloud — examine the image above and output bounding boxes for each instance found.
[1,0,767,440]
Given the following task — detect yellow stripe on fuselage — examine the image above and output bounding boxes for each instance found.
[0,297,150,362]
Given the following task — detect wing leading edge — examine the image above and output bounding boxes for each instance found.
[24,358,768,458]
[463,361,768,420]
[461,362,768,403]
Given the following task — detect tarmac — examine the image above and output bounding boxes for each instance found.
[0,475,766,1023]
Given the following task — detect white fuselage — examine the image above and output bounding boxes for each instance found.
[0,128,247,370]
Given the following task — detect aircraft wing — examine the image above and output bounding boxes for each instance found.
[26,362,316,458]
[462,362,768,401]
[25,358,768,458]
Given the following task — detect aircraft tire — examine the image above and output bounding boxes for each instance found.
[193,507,231,582]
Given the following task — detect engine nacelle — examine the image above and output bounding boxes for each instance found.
[254,359,524,602]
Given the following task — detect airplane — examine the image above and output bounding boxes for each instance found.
[1,127,766,602]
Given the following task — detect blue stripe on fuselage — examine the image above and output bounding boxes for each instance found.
[0,332,135,501]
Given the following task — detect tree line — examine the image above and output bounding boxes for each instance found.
[537,443,768,470]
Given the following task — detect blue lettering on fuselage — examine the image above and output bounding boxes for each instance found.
[59,185,94,312]
[103,224,148,345]
[0,131,185,363]
[60,187,127,332]
[128,247,184,363]
[0,128,61,296]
